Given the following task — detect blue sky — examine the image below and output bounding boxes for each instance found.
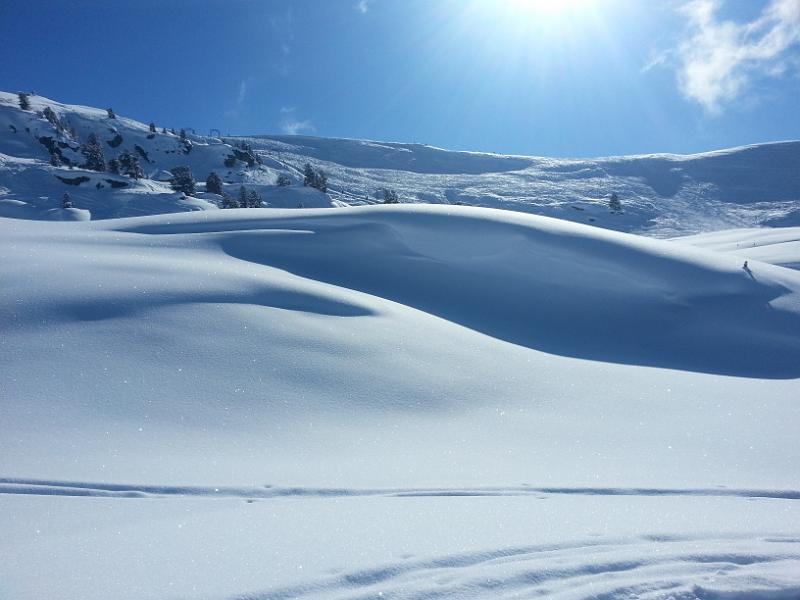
[2,0,799,157]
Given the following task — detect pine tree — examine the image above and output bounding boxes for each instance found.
[149,122,156,133]
[316,169,328,193]
[108,158,120,174]
[62,193,73,209]
[42,106,63,132]
[205,172,224,195]
[179,128,187,140]
[162,127,167,134]
[222,194,239,209]
[248,189,261,208]
[276,173,291,187]
[609,193,622,213]
[107,108,116,119]
[303,163,316,187]
[119,151,143,179]
[49,153,62,167]
[238,185,248,207]
[82,133,106,172]
[17,92,31,111]
[382,188,399,204]
[302,163,328,193]
[170,166,196,195]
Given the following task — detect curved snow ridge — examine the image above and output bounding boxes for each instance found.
[99,205,800,378]
[234,536,800,600]
[2,479,800,501]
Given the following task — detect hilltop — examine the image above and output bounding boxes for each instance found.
[2,91,799,236]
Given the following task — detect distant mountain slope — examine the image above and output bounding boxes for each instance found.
[245,135,800,236]
[677,226,800,270]
[1,91,798,235]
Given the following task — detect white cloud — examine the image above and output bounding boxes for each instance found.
[279,108,316,135]
[356,0,370,14]
[281,120,316,135]
[674,0,800,114]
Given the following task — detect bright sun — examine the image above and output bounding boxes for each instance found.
[505,0,595,16]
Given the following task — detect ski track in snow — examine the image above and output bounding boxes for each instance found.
[233,536,800,600]
[4,480,799,598]
[2,478,800,501]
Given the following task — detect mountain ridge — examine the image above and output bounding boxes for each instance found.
[2,90,799,235]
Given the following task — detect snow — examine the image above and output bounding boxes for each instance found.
[2,91,799,235]
[0,493,798,600]
[1,92,799,599]
[676,227,800,271]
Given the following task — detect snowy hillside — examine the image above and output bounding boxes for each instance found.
[677,226,800,271]
[2,91,799,235]
[0,91,333,220]
[243,135,800,236]
[2,205,800,599]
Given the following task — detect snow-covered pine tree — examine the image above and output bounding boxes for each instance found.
[17,92,31,110]
[276,173,291,187]
[82,133,107,172]
[382,188,399,204]
[302,163,328,192]
[108,158,120,174]
[315,169,328,193]
[238,185,248,207]
[247,189,262,208]
[609,193,622,213]
[303,163,315,187]
[119,151,143,179]
[62,193,73,209]
[170,166,196,195]
[206,172,223,195]
[107,108,116,119]
[149,122,156,133]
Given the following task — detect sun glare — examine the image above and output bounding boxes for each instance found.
[505,0,595,16]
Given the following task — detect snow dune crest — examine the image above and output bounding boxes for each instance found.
[83,204,800,378]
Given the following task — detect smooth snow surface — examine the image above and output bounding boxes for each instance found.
[2,205,799,598]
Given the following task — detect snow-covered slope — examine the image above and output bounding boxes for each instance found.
[0,91,333,220]
[244,135,800,236]
[677,226,800,271]
[2,91,799,235]
[2,205,799,599]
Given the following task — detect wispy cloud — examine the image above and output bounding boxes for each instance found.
[279,107,316,135]
[672,0,800,114]
[270,8,295,77]
[356,0,370,14]
[225,78,252,118]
